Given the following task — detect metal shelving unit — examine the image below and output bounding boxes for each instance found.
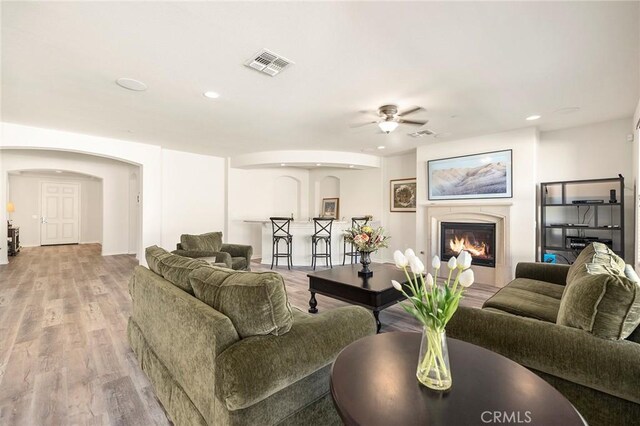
[540,176,624,263]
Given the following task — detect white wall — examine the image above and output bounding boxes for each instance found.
[161,149,226,249]
[7,173,103,246]
[539,118,635,262]
[381,151,417,262]
[227,167,310,257]
[417,128,539,279]
[2,150,137,255]
[309,168,383,221]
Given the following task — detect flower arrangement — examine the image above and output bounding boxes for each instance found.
[391,249,475,390]
[344,223,389,253]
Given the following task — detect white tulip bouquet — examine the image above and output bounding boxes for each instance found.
[391,248,475,390]
[391,249,474,331]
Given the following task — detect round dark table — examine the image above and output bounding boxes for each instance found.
[330,332,586,426]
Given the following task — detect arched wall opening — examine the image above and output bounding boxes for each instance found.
[315,175,341,217]
[273,175,302,219]
[0,122,163,265]
[2,150,141,257]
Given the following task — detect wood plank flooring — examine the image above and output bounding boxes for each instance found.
[0,245,498,425]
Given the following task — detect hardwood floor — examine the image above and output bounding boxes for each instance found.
[0,245,498,425]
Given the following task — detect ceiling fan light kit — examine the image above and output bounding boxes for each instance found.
[378,121,399,133]
[352,104,428,135]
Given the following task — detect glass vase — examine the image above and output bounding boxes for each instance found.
[417,326,452,390]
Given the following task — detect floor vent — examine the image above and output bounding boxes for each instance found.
[245,49,293,77]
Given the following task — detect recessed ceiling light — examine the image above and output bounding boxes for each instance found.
[526,115,541,121]
[554,107,580,115]
[55,170,63,173]
[116,78,147,91]
[349,165,355,168]
[280,163,286,167]
[316,163,322,166]
[377,145,386,150]
[203,91,220,99]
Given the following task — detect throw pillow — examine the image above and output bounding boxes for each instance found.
[145,245,172,275]
[189,267,293,338]
[180,232,223,252]
[557,272,640,340]
[624,264,640,283]
[566,242,625,285]
[157,254,211,294]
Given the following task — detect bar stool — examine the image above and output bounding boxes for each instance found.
[270,217,293,270]
[343,216,370,265]
[311,217,334,270]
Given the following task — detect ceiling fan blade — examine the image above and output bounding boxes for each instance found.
[398,118,428,126]
[397,106,424,117]
[349,121,378,128]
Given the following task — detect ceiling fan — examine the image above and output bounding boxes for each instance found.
[351,104,429,134]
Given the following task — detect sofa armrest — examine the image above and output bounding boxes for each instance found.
[221,243,253,270]
[447,306,640,404]
[172,249,232,267]
[129,266,240,424]
[215,306,376,410]
[515,262,570,285]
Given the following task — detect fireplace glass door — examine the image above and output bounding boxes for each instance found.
[440,222,496,267]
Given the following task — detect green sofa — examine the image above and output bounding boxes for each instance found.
[448,243,640,426]
[172,231,253,271]
[128,247,376,426]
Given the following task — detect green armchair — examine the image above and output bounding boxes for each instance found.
[172,232,253,271]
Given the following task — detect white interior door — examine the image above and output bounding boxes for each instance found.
[41,182,80,245]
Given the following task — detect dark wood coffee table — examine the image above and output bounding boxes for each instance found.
[307,263,407,332]
[331,332,586,426]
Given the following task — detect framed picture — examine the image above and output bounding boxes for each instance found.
[427,149,512,200]
[321,198,339,219]
[390,178,417,212]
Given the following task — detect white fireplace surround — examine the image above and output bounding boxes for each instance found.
[426,203,513,287]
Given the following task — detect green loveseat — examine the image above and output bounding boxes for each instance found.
[128,247,376,425]
[448,244,640,426]
[172,231,253,271]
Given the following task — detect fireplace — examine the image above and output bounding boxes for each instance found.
[440,222,496,268]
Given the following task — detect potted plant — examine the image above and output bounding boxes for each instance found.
[344,223,389,276]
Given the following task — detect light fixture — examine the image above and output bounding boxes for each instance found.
[349,165,355,168]
[377,145,386,150]
[378,121,399,134]
[55,170,63,173]
[203,91,220,99]
[525,115,541,121]
[116,78,147,91]
[316,163,322,166]
[554,107,580,115]
[6,202,15,213]
[280,163,286,167]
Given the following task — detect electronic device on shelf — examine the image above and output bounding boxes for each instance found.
[549,223,589,227]
[571,200,604,204]
[565,236,613,250]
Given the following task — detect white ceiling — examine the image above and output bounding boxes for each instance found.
[2,1,639,158]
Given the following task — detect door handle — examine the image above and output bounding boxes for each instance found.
[41,217,47,224]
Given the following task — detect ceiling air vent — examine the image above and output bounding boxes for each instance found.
[245,49,293,77]
[408,129,436,138]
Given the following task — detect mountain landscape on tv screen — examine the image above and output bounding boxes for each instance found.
[432,162,507,196]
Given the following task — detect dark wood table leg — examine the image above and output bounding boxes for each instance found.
[373,310,381,333]
[308,291,318,313]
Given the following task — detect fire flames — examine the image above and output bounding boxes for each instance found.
[449,235,488,258]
